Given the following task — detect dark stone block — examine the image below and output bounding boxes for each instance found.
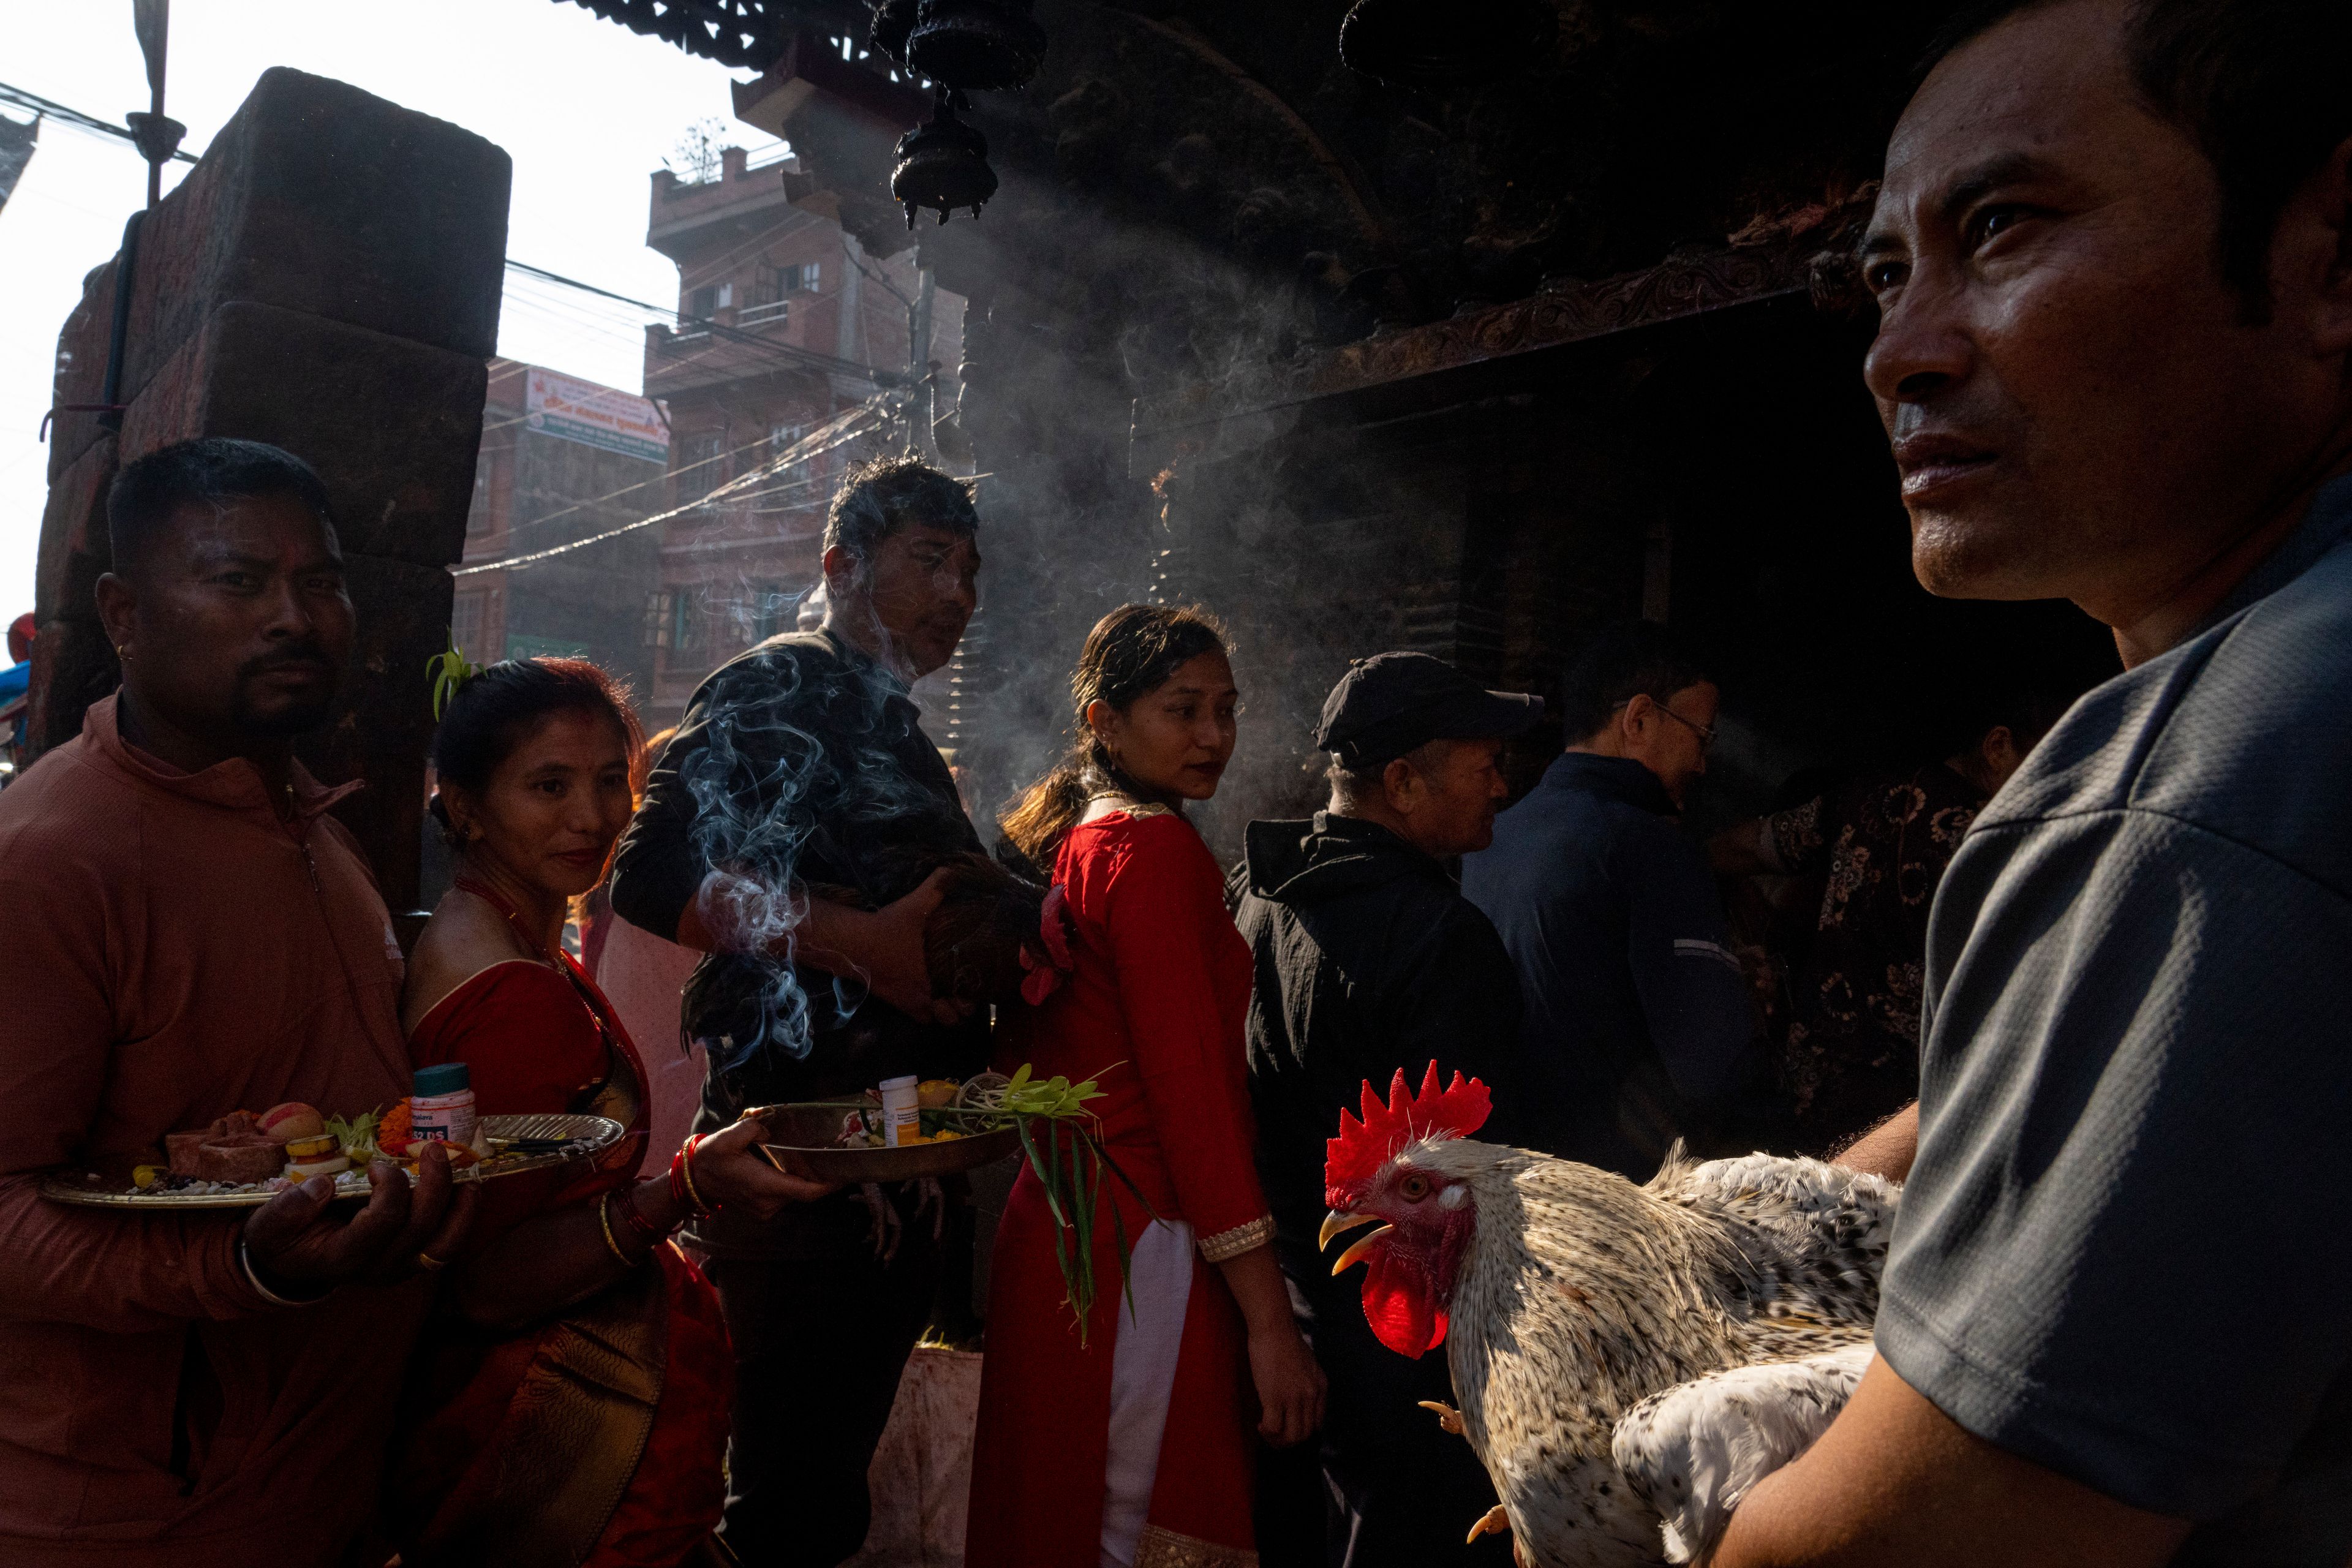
[117,67,510,409]
[296,552,452,913]
[119,301,484,568]
[27,64,506,904]
[44,260,118,484]
[22,617,119,761]
[34,435,116,627]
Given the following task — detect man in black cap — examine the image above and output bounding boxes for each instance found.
[1235,651,1536,1568]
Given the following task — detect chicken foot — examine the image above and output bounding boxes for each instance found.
[861,1178,949,1264]
[860,1183,902,1261]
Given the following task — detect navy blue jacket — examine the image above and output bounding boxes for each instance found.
[1461,752,1755,1176]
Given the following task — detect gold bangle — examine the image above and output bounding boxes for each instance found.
[679,1136,714,1217]
[597,1191,635,1266]
[1197,1215,1275,1264]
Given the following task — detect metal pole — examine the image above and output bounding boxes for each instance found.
[97,209,146,434]
[912,266,937,459]
[129,0,183,209]
[145,77,163,207]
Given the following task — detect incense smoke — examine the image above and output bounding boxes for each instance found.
[676,640,940,1073]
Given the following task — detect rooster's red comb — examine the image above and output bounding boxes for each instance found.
[1324,1063,1491,1200]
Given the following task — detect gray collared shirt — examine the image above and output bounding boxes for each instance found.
[1881,473,2352,1564]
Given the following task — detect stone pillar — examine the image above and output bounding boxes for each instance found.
[31,67,510,921]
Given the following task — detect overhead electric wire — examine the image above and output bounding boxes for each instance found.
[0,80,906,390]
[6,80,925,564]
[469,423,783,545]
[453,402,886,576]
[503,258,905,388]
[0,79,200,162]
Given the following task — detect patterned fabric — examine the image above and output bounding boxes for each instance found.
[1136,1523,1260,1568]
[1762,764,1985,1151]
[394,960,732,1568]
[1196,1215,1275,1263]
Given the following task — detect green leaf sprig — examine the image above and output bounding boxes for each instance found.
[427,634,482,720]
[992,1063,1158,1344]
[780,1065,1157,1344]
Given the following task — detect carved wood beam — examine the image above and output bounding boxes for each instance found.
[1129,239,1816,474]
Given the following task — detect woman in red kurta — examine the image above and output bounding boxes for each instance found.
[970,606,1326,1568]
[386,658,826,1568]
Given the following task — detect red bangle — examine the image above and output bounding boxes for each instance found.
[670,1136,719,1219]
[616,1183,670,1247]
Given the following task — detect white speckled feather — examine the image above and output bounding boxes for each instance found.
[1392,1139,1895,1567]
[1611,1342,1875,1564]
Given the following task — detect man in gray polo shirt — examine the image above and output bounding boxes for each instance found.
[1712,1,2352,1565]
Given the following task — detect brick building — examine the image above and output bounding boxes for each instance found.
[638,142,966,732]
[453,359,669,702]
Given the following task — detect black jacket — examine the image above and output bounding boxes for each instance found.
[1234,813,1525,1262]
[1461,752,1756,1178]
[609,628,989,1258]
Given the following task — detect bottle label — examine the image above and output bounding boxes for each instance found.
[411,1104,478,1148]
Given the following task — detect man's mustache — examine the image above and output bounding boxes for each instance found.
[236,644,337,680]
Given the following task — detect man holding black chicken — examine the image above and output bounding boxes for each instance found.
[610,454,991,1567]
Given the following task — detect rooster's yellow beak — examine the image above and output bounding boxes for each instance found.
[1319,1208,1379,1251]
[1323,1210,1393,1275]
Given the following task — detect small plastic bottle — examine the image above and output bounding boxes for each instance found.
[878,1075,921,1148]
[410,1062,478,1149]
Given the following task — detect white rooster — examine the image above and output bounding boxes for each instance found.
[1319,1067,1895,1566]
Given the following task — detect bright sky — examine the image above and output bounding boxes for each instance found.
[0,0,777,623]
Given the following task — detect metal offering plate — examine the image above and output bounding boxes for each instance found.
[39,1113,626,1211]
[749,1101,1022,1183]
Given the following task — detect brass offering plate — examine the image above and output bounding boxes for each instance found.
[749,1101,1022,1183]
[39,1113,626,1210]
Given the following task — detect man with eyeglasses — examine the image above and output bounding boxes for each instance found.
[1463,619,1756,1177]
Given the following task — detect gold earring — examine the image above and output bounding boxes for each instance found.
[115,645,129,660]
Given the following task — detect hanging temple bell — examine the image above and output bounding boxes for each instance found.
[904,0,1047,94]
[892,91,1000,227]
[873,0,1041,228]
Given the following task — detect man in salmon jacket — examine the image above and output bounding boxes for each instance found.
[0,437,472,1568]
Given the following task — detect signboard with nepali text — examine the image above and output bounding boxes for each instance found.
[524,367,668,464]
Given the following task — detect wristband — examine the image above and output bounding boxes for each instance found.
[617,1183,671,1247]
[671,1135,719,1219]
[596,1191,638,1267]
[238,1238,330,1308]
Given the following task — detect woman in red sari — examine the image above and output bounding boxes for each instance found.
[969,606,1326,1568]
[388,658,827,1568]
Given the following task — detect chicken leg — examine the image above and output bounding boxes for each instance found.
[860,1182,903,1262]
